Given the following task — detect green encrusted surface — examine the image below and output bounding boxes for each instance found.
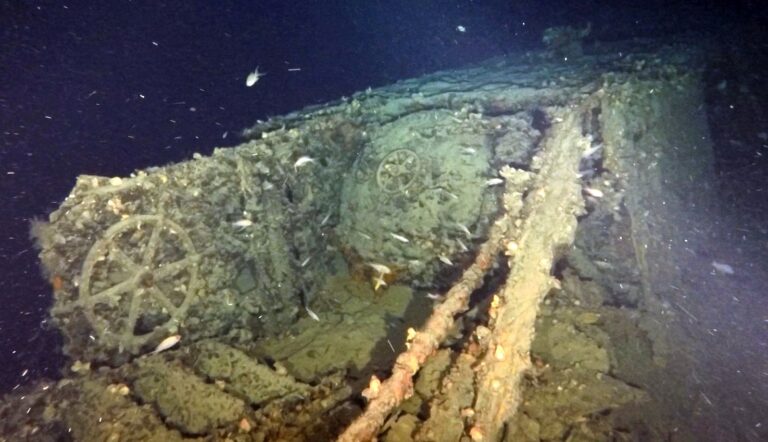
[187,341,310,405]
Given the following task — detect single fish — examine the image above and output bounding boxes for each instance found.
[581,143,603,159]
[246,67,265,87]
[438,255,453,266]
[372,274,388,291]
[300,256,312,267]
[390,233,410,243]
[294,156,315,171]
[152,334,181,354]
[367,263,392,275]
[456,222,472,238]
[440,188,459,199]
[584,187,604,198]
[426,292,445,301]
[305,305,320,321]
[232,219,253,228]
[457,238,469,252]
[485,178,505,186]
[462,147,477,155]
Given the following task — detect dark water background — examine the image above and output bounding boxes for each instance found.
[0,0,764,402]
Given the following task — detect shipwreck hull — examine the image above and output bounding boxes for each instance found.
[2,37,723,441]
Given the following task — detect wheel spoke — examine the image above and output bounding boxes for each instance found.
[154,257,191,280]
[147,286,179,314]
[74,215,198,354]
[109,247,140,272]
[142,220,163,266]
[123,289,143,336]
[85,278,135,305]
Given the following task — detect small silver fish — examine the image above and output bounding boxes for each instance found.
[152,334,181,354]
[232,219,254,228]
[441,188,459,200]
[461,147,477,155]
[305,305,320,321]
[367,263,392,275]
[300,256,312,267]
[390,233,410,243]
[426,292,445,301]
[584,187,604,198]
[372,274,388,291]
[294,156,315,171]
[438,255,453,266]
[457,238,469,252]
[581,143,603,159]
[456,222,472,238]
[246,67,265,87]
[485,178,505,187]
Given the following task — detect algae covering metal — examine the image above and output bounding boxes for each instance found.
[35,134,358,365]
[33,45,568,366]
[338,110,500,286]
[6,36,719,442]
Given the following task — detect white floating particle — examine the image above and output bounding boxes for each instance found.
[711,261,734,275]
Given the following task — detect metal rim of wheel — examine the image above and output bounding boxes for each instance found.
[376,148,420,194]
[75,214,198,354]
